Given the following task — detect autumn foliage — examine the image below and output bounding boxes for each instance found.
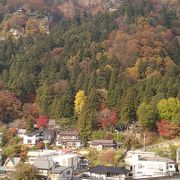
[6,128,17,139]
[0,91,21,123]
[98,108,118,129]
[157,120,180,139]
[105,18,175,80]
[99,151,115,164]
[22,103,40,122]
[37,116,49,128]
[36,141,45,149]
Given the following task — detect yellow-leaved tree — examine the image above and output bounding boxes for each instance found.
[74,90,86,115]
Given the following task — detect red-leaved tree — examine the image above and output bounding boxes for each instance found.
[36,141,45,149]
[98,108,118,129]
[157,120,180,139]
[6,128,17,140]
[37,116,49,128]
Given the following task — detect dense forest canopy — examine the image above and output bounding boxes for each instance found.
[0,0,179,140]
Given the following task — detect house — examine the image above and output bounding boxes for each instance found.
[56,130,84,149]
[15,7,26,15]
[23,129,44,146]
[125,150,156,166]
[53,153,78,169]
[78,154,89,169]
[0,157,21,177]
[53,152,89,170]
[49,166,72,180]
[127,151,176,179]
[27,150,88,170]
[17,129,26,138]
[87,165,130,180]
[23,129,51,146]
[33,156,73,180]
[27,149,62,164]
[89,140,118,150]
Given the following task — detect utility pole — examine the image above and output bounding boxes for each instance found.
[115,130,118,150]
[143,133,146,151]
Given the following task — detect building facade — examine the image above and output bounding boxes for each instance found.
[56,130,84,149]
[130,153,176,179]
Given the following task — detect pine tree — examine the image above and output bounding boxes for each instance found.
[78,108,96,141]
[161,5,171,28]
[78,88,99,140]
[88,71,96,92]
[86,88,99,111]
[137,102,159,130]
[75,72,84,91]
[107,70,118,108]
[82,75,89,93]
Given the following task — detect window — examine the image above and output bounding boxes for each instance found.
[66,171,71,175]
[28,140,32,144]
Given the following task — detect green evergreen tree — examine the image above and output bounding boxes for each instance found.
[88,71,96,92]
[137,102,159,130]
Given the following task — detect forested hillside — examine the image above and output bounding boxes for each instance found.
[0,0,180,142]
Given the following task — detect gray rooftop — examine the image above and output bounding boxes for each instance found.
[26,129,43,136]
[50,166,71,173]
[5,157,21,166]
[90,140,116,146]
[33,159,55,170]
[58,130,79,136]
[140,156,175,163]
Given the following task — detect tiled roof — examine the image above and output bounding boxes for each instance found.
[60,139,83,143]
[58,130,79,136]
[26,129,43,136]
[90,140,116,146]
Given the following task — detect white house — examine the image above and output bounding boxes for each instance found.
[23,130,44,145]
[125,151,156,166]
[27,150,88,170]
[127,151,176,179]
[27,149,65,164]
[53,152,88,170]
[23,129,51,146]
